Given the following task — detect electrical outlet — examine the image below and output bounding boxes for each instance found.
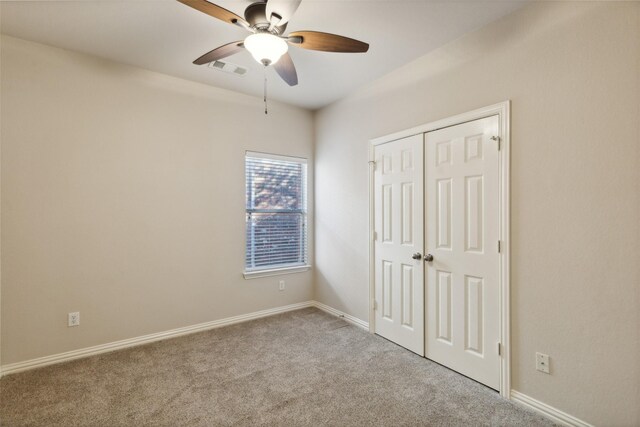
[536,352,550,374]
[68,312,80,327]
[279,280,285,291]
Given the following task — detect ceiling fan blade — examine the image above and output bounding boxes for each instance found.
[178,0,249,27]
[288,31,369,53]
[193,41,245,65]
[266,0,302,26]
[274,52,298,86]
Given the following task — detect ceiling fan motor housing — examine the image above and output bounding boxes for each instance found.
[244,2,287,34]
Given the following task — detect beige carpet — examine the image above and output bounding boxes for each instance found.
[0,308,554,426]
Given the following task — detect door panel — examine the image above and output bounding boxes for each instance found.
[436,270,452,342]
[425,116,500,390]
[374,134,424,356]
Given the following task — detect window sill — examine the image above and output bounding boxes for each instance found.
[243,265,312,280]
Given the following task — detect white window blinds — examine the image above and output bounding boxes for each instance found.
[245,152,308,272]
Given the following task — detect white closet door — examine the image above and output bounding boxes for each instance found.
[374,134,425,355]
[425,116,501,390]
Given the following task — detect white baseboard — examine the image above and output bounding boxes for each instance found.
[313,301,369,330]
[0,300,369,377]
[0,301,315,377]
[511,390,593,427]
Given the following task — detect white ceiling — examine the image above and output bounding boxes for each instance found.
[0,0,526,110]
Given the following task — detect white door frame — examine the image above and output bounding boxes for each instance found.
[368,101,511,398]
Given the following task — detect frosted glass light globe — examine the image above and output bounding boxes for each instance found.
[244,33,288,66]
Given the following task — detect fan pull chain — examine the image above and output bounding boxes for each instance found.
[263,65,268,115]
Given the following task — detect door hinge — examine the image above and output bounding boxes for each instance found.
[373,300,378,310]
[372,230,378,241]
[368,160,377,170]
[498,342,502,356]
[491,136,501,151]
[498,240,501,253]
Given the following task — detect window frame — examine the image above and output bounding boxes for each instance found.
[243,151,311,279]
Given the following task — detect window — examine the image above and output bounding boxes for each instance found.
[244,152,309,277]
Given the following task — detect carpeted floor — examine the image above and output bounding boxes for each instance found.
[0,308,555,426]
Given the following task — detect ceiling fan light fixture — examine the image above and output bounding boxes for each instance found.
[244,33,288,66]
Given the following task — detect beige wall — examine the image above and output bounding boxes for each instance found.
[0,35,314,365]
[314,2,639,426]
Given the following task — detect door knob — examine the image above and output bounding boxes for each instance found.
[424,254,434,262]
[412,253,422,260]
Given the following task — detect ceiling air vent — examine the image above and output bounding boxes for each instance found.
[208,60,248,77]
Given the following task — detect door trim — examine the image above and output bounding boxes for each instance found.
[368,101,511,398]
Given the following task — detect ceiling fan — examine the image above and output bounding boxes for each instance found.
[178,0,370,87]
